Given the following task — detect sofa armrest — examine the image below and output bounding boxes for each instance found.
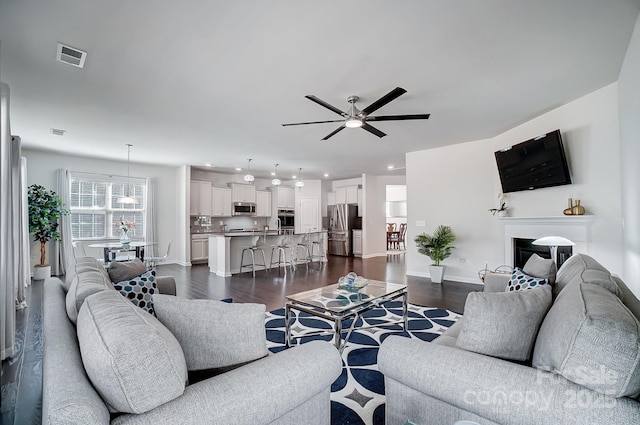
[379,336,640,425]
[156,276,176,295]
[483,272,510,292]
[112,341,342,425]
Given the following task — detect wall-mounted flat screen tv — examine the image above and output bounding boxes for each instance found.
[494,129,571,193]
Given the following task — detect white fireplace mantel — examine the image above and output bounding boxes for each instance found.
[498,216,595,266]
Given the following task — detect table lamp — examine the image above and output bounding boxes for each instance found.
[532,236,575,265]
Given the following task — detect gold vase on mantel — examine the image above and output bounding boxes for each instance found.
[563,198,585,216]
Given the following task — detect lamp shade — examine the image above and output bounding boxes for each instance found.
[532,236,575,247]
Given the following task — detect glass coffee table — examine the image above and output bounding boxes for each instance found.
[285,280,408,352]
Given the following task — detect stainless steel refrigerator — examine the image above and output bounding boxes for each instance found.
[327,204,359,256]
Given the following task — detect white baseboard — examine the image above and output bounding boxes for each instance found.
[362,252,387,258]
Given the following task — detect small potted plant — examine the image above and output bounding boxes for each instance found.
[414,225,456,283]
[28,184,69,280]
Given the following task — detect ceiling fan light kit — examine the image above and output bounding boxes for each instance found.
[282,87,430,140]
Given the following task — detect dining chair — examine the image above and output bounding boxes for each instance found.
[71,241,86,258]
[398,223,407,250]
[144,240,172,269]
[387,223,397,232]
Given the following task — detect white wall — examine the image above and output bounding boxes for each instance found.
[618,14,640,296]
[406,83,623,283]
[22,149,184,264]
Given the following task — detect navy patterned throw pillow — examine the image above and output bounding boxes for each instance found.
[112,269,158,315]
[506,267,549,292]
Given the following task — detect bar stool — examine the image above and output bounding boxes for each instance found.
[310,232,327,263]
[270,230,296,272]
[239,233,268,277]
[294,232,312,267]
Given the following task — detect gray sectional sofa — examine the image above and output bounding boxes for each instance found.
[379,253,640,424]
[43,257,342,425]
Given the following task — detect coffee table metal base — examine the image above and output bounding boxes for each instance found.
[285,289,408,352]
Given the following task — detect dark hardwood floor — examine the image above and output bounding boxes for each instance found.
[0,253,481,424]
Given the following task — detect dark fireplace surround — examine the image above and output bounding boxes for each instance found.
[513,238,573,269]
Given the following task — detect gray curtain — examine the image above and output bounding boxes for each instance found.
[1,83,27,360]
[145,178,157,256]
[55,168,73,275]
[16,156,29,309]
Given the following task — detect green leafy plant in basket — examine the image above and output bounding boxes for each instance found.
[414,225,456,266]
[28,184,69,267]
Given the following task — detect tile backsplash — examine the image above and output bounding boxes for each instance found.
[190,216,269,233]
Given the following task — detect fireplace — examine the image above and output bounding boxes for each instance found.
[513,238,573,269]
[500,216,593,268]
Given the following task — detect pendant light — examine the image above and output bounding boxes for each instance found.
[271,163,282,186]
[116,144,138,204]
[243,158,255,183]
[295,167,304,190]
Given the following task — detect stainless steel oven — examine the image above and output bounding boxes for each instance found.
[233,202,256,216]
[277,209,295,229]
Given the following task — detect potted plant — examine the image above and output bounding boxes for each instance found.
[414,225,456,283]
[28,184,69,280]
[489,192,508,216]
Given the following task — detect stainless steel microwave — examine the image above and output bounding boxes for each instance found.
[233,202,256,216]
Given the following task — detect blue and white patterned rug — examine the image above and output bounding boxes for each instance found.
[265,301,461,425]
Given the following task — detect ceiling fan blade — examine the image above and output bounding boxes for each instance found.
[361,87,407,115]
[305,95,346,116]
[361,123,387,138]
[321,125,346,140]
[366,113,431,122]
[282,119,344,126]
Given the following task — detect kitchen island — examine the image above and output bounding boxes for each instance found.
[207,230,327,276]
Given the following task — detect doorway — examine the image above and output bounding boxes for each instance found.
[386,185,406,253]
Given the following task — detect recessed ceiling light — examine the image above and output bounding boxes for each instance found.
[205,163,213,167]
[292,175,297,179]
[235,167,242,171]
[270,172,276,176]
[324,173,329,177]
[387,165,394,169]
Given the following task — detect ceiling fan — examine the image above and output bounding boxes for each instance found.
[282,87,430,140]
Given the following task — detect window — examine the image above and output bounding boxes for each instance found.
[70,172,146,240]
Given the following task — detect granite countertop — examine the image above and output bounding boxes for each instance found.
[192,229,327,237]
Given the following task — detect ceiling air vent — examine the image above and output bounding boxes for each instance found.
[50,128,66,136]
[56,43,87,68]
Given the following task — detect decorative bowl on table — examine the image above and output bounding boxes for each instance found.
[337,272,370,292]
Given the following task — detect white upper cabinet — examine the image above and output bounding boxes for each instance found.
[256,190,271,217]
[190,180,212,216]
[335,187,347,204]
[346,186,358,204]
[275,186,295,209]
[212,187,232,217]
[327,191,336,206]
[230,184,256,203]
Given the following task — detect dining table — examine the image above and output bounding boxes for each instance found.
[87,241,155,264]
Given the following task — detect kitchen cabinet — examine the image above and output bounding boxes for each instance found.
[212,187,232,217]
[191,235,209,262]
[352,230,362,257]
[346,186,358,204]
[335,187,347,204]
[273,186,295,209]
[230,184,256,203]
[327,191,336,206]
[190,180,212,216]
[296,196,320,233]
[256,190,271,217]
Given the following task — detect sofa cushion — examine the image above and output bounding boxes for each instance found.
[554,253,620,298]
[65,267,114,325]
[456,285,552,361]
[532,281,640,398]
[153,294,268,371]
[523,253,557,286]
[112,269,158,315]
[77,290,188,414]
[107,258,146,282]
[506,267,549,292]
